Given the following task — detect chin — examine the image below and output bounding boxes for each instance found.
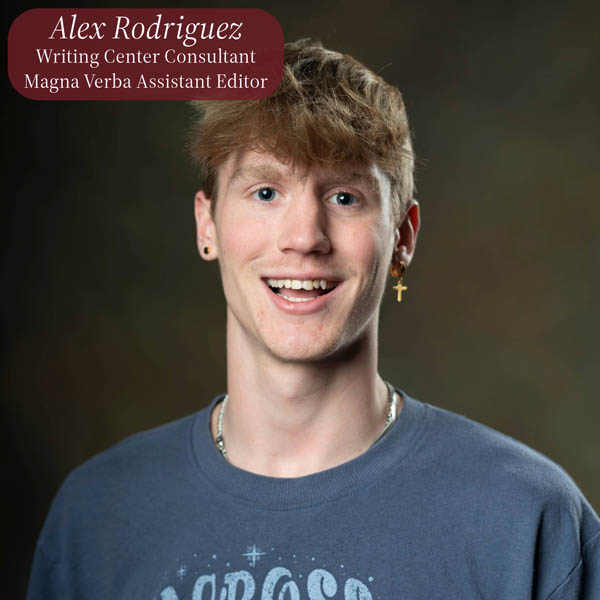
[264,340,333,363]
[260,326,356,364]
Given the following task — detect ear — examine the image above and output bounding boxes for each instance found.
[194,190,218,261]
[392,199,420,269]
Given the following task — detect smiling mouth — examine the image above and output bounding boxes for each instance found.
[265,278,339,303]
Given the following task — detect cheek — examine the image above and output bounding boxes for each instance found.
[217,208,269,267]
[222,226,260,259]
[340,221,392,276]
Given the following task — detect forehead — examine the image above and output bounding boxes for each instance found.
[218,150,389,197]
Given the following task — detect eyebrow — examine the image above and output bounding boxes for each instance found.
[322,170,380,193]
[229,165,286,187]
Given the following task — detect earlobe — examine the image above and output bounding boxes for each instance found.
[194,190,218,261]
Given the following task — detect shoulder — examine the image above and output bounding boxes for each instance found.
[29,409,213,598]
[404,398,600,596]
[39,410,204,543]
[413,398,600,539]
[422,401,577,496]
[68,411,197,489]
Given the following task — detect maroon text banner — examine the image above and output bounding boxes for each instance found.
[8,8,283,100]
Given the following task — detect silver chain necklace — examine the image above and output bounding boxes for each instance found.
[215,382,398,461]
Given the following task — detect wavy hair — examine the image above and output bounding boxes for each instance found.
[188,39,414,222]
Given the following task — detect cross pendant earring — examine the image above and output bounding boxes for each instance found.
[393,279,407,302]
[390,262,407,302]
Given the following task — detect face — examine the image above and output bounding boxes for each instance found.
[196,150,400,363]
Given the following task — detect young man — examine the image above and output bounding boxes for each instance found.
[29,39,599,600]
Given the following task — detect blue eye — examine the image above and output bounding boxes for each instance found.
[253,187,277,202]
[329,192,357,206]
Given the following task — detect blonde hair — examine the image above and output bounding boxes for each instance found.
[188,39,414,222]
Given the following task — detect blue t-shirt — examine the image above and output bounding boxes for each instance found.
[28,393,600,599]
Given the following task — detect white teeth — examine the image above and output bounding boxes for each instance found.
[266,278,337,290]
[281,295,314,302]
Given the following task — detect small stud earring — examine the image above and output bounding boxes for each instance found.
[390,261,407,302]
[203,246,210,255]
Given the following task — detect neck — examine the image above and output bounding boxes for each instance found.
[210,314,399,477]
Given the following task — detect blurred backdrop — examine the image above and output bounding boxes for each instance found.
[3,0,599,595]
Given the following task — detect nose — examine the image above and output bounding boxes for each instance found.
[277,192,331,255]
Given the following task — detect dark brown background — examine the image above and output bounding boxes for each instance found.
[4,0,599,596]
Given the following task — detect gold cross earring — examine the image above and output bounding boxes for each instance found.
[390,262,407,302]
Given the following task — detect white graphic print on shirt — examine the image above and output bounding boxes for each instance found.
[157,544,375,599]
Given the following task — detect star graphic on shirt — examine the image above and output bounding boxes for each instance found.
[242,544,266,567]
